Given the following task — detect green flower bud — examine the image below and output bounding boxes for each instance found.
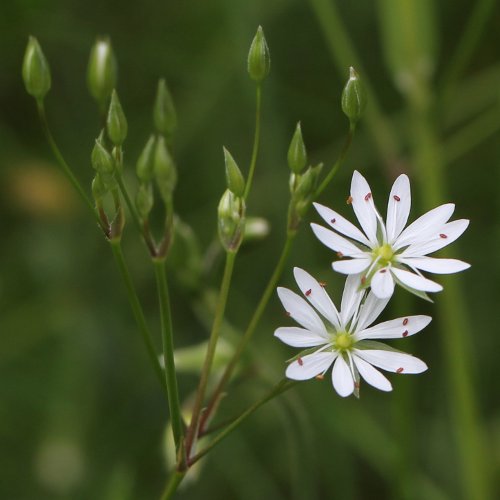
[154,78,177,137]
[91,173,108,201]
[218,189,246,252]
[287,122,307,173]
[247,26,270,83]
[107,89,128,145]
[136,135,156,182]
[294,167,315,199]
[87,37,117,106]
[136,182,154,219]
[154,136,177,202]
[91,136,114,175]
[22,36,51,101]
[223,147,245,197]
[341,67,367,125]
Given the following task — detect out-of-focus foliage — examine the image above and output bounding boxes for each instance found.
[1,0,499,499]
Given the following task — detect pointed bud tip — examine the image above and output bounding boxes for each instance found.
[22,36,51,100]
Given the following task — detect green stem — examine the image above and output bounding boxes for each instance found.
[184,251,237,457]
[243,85,262,200]
[153,259,183,455]
[190,379,296,466]
[314,123,355,198]
[200,232,296,433]
[109,241,167,396]
[160,470,186,500]
[36,100,106,233]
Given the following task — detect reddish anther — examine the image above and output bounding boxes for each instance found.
[403,318,409,326]
[315,374,324,380]
[402,330,409,337]
[396,367,404,374]
[354,382,360,389]
[346,196,353,205]
[379,269,387,274]
[337,252,344,258]
[305,289,312,296]
[330,218,336,224]
[393,195,401,202]
[285,311,291,317]
[298,357,304,366]
[361,275,366,284]
[364,192,372,201]
[439,233,448,239]
[319,281,327,288]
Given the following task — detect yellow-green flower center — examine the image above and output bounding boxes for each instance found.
[374,243,394,266]
[334,332,354,352]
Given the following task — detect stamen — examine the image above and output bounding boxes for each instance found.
[439,233,448,239]
[346,195,353,205]
[319,281,327,288]
[298,357,303,366]
[364,192,372,201]
[337,251,344,258]
[393,195,401,202]
[330,218,336,224]
[305,289,312,296]
[379,269,387,274]
[315,374,324,380]
[285,311,291,317]
[354,382,360,389]
[396,367,404,373]
[361,275,366,285]
[402,330,409,337]
[403,318,409,326]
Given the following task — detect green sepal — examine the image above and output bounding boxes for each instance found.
[218,189,246,252]
[154,135,177,202]
[91,136,114,175]
[22,36,51,101]
[107,89,128,146]
[136,135,156,182]
[135,182,154,219]
[247,26,270,83]
[154,78,177,137]
[287,122,307,173]
[223,147,245,197]
[341,67,367,125]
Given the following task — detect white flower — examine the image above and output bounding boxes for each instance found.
[275,267,429,397]
[311,170,470,299]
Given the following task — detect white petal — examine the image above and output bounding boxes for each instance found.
[352,354,392,392]
[286,351,336,380]
[332,258,371,275]
[391,267,442,293]
[293,267,341,329]
[370,268,395,299]
[353,349,428,374]
[355,315,432,340]
[354,291,390,331]
[340,274,364,326]
[310,224,366,257]
[386,174,411,243]
[313,202,371,246]
[394,203,455,250]
[331,355,355,397]
[401,219,470,257]
[399,256,470,274]
[350,170,379,245]
[277,287,328,336]
[274,327,328,348]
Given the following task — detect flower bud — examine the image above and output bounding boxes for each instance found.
[154,136,177,202]
[223,147,245,197]
[247,26,270,83]
[91,173,108,201]
[287,122,307,173]
[107,90,128,145]
[91,136,114,175]
[341,67,367,125]
[136,182,154,219]
[218,189,246,252]
[22,36,51,101]
[87,37,117,106]
[154,79,177,137]
[136,135,156,182]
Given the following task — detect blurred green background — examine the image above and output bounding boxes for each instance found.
[1,0,499,498]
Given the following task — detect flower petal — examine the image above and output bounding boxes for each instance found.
[386,174,411,243]
[370,268,395,299]
[332,258,371,275]
[313,202,371,246]
[350,170,379,245]
[394,203,455,250]
[277,287,328,336]
[340,274,364,326]
[354,291,390,331]
[353,348,428,374]
[293,267,341,329]
[400,219,470,257]
[310,224,366,257]
[331,355,355,397]
[355,315,432,340]
[274,326,328,347]
[391,267,443,293]
[352,354,392,392]
[399,256,470,274]
[286,351,336,380]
